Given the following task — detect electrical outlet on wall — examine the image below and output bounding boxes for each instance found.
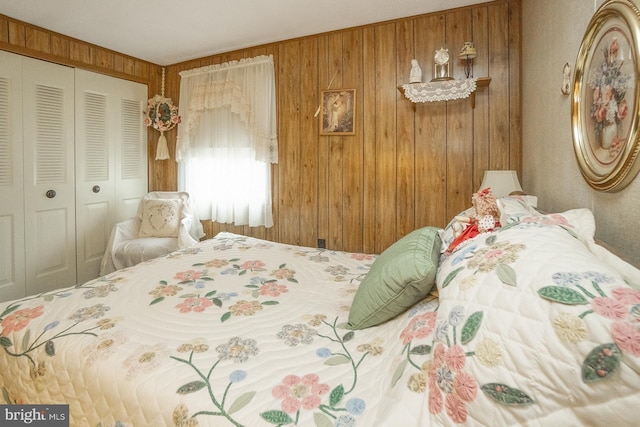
[317,239,326,248]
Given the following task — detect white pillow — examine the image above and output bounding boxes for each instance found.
[138,198,182,238]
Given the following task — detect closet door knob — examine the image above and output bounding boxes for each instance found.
[46,190,56,199]
[92,185,101,193]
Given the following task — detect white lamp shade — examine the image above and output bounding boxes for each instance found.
[479,170,523,198]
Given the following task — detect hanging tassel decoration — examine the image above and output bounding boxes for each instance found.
[156,131,170,160]
[144,67,181,160]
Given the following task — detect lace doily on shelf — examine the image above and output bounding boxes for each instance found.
[401,78,477,103]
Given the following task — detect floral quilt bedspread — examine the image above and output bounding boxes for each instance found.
[432,207,640,426]
[0,232,438,427]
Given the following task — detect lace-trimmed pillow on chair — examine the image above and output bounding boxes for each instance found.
[138,198,183,238]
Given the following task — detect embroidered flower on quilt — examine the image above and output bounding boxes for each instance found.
[229,300,263,316]
[216,337,259,363]
[239,260,267,271]
[177,338,210,354]
[591,297,628,320]
[123,343,169,380]
[260,282,289,297]
[467,241,525,273]
[0,305,44,336]
[176,297,214,314]
[68,304,111,322]
[357,337,385,356]
[149,284,183,298]
[552,313,588,344]
[204,258,229,268]
[270,267,296,280]
[172,404,199,427]
[429,343,478,423]
[82,332,128,368]
[400,312,437,345]
[82,283,118,299]
[475,338,503,367]
[174,270,203,282]
[407,360,431,393]
[350,253,375,261]
[29,360,51,392]
[271,373,330,413]
[611,321,640,356]
[277,323,317,347]
[304,314,327,327]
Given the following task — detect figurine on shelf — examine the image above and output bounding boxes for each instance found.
[409,59,423,83]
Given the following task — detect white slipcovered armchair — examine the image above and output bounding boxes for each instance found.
[99,191,205,275]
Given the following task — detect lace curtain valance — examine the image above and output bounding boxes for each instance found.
[176,55,278,163]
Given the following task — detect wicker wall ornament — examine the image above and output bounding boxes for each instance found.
[145,68,181,160]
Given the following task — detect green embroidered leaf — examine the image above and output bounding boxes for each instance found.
[485,235,497,246]
[391,359,408,389]
[329,384,345,407]
[0,305,20,319]
[159,280,168,285]
[538,286,589,305]
[205,290,217,297]
[261,301,279,306]
[245,284,260,289]
[481,383,535,406]
[229,258,241,262]
[228,391,256,414]
[279,263,286,269]
[260,410,293,425]
[442,267,464,289]
[45,340,55,356]
[150,297,165,305]
[582,343,621,383]
[342,331,355,343]
[191,263,205,267]
[251,290,260,298]
[2,386,10,404]
[201,277,214,281]
[496,264,517,286]
[21,329,31,353]
[461,311,483,345]
[0,337,12,348]
[211,298,223,308]
[335,322,349,330]
[221,312,232,323]
[179,293,198,299]
[239,270,247,276]
[287,278,299,283]
[176,380,207,394]
[409,344,432,355]
[324,355,350,366]
[313,412,334,427]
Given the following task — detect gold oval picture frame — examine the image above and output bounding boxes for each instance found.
[572,0,640,191]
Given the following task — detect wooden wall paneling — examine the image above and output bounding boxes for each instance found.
[472,8,491,192]
[25,26,50,53]
[0,17,8,43]
[445,10,475,220]
[299,38,319,248]
[488,2,511,170]
[341,29,364,253]
[395,20,416,238]
[508,0,523,182]
[414,14,448,229]
[362,26,377,254]
[317,35,331,248]
[278,40,302,245]
[374,22,398,253]
[328,32,345,250]
[8,21,25,46]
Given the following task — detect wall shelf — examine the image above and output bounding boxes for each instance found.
[398,77,491,110]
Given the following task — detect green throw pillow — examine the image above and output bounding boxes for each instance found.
[347,226,442,330]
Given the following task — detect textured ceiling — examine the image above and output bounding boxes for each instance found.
[0,0,491,65]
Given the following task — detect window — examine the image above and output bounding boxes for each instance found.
[176,55,278,227]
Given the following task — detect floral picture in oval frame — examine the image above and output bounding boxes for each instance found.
[572,0,640,192]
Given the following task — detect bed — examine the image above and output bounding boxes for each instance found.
[1,195,639,426]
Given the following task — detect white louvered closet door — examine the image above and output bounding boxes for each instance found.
[0,51,25,301]
[75,70,147,283]
[22,57,76,295]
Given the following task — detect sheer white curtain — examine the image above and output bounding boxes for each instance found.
[176,55,277,227]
